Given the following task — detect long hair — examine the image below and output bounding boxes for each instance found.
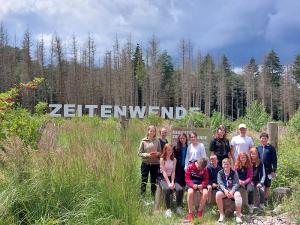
[146,125,156,138]
[214,124,228,140]
[161,143,174,161]
[176,132,188,152]
[249,147,261,167]
[235,152,251,169]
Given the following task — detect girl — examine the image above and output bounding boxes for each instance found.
[173,132,188,214]
[249,147,265,211]
[159,144,184,217]
[235,152,253,212]
[216,158,243,223]
[138,125,162,199]
[209,125,231,167]
[185,132,207,170]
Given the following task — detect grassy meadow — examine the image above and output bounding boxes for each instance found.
[0,111,299,224]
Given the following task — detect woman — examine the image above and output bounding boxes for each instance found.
[159,144,184,217]
[138,125,162,199]
[209,125,231,167]
[185,158,209,222]
[185,132,207,170]
[249,147,265,212]
[216,158,243,223]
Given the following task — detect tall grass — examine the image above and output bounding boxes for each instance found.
[0,117,146,224]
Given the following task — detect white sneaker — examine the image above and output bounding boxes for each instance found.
[236,216,242,223]
[176,206,184,215]
[218,213,225,222]
[259,204,265,210]
[165,209,172,218]
[249,204,254,214]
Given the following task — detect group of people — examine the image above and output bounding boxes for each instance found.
[138,124,277,223]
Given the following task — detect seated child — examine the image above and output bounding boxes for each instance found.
[207,155,222,203]
[216,158,243,223]
[184,158,209,222]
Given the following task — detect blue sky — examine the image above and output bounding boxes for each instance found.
[1,0,300,70]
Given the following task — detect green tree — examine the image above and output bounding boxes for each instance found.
[261,50,283,119]
[158,51,174,106]
[292,54,300,86]
[132,44,145,105]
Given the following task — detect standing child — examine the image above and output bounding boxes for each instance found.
[249,147,265,212]
[138,125,162,200]
[185,132,207,170]
[159,127,168,150]
[256,132,277,203]
[159,144,184,217]
[173,132,188,214]
[209,125,231,167]
[185,158,209,222]
[216,158,243,223]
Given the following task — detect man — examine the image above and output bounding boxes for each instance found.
[256,132,277,202]
[159,127,168,150]
[230,124,254,161]
[207,155,222,203]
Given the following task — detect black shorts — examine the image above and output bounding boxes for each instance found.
[264,176,272,187]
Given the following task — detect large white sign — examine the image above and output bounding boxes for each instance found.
[49,104,201,119]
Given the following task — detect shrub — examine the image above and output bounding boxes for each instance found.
[288,108,300,134]
[143,113,163,126]
[0,108,48,148]
[35,102,48,115]
[244,101,272,132]
[174,112,210,128]
[210,110,234,132]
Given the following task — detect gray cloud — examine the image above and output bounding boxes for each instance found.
[0,0,299,65]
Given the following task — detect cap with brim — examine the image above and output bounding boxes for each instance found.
[238,123,247,129]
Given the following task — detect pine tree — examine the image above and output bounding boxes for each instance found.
[292,54,300,86]
[133,44,145,106]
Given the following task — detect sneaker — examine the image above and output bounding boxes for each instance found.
[249,204,254,214]
[259,204,265,210]
[197,210,203,218]
[218,213,225,222]
[236,216,242,223]
[185,213,193,222]
[176,206,184,215]
[165,209,172,218]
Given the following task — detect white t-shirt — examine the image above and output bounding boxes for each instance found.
[185,143,207,170]
[230,135,254,160]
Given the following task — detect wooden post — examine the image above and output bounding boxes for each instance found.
[267,122,278,151]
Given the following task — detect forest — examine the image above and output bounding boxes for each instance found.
[0,24,300,121]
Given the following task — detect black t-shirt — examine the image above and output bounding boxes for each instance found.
[209,138,230,158]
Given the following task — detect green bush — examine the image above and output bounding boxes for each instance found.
[288,108,300,134]
[244,101,272,132]
[174,112,210,128]
[210,110,234,132]
[143,113,163,126]
[0,108,48,148]
[272,134,300,188]
[35,102,48,115]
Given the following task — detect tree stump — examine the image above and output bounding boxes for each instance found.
[154,184,164,211]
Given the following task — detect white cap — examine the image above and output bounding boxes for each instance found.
[238,123,247,129]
